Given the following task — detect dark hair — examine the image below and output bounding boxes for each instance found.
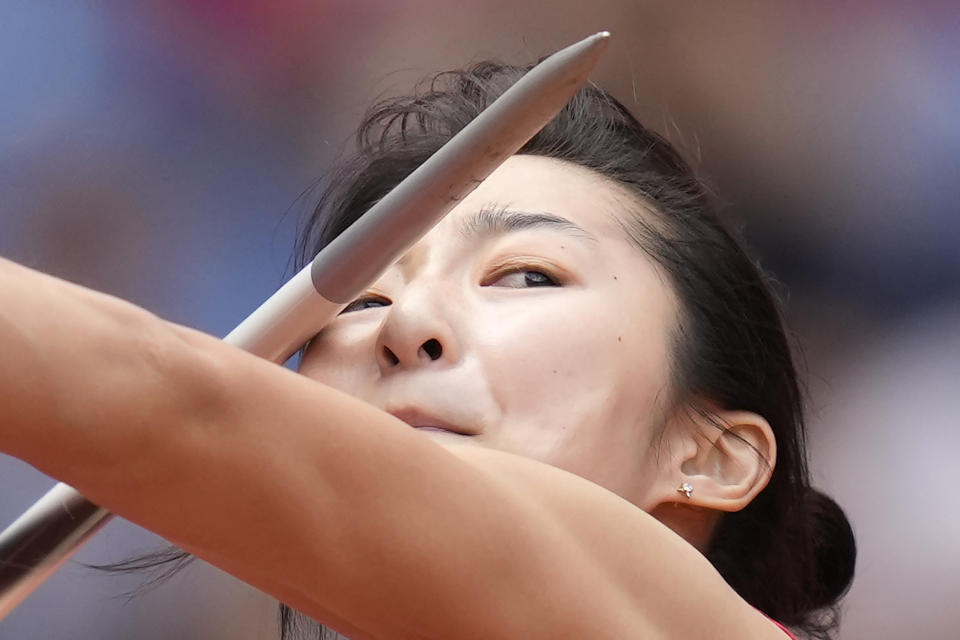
[291,61,856,639]
[104,60,855,640]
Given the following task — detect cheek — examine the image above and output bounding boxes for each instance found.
[299,318,381,392]
[475,300,595,393]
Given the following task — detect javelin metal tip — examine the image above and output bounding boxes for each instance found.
[563,31,611,61]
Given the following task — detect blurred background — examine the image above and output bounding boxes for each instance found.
[1,1,957,638]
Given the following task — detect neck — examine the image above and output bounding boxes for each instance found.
[650,502,721,552]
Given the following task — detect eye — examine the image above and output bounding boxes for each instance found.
[485,268,561,289]
[340,294,392,314]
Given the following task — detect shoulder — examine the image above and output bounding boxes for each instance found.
[444,443,790,640]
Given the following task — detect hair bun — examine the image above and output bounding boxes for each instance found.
[804,487,857,609]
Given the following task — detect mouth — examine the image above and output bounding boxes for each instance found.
[387,408,474,436]
[413,426,459,434]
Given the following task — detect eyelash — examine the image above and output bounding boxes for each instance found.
[482,266,561,288]
[482,256,564,288]
[340,295,391,314]
[339,262,563,314]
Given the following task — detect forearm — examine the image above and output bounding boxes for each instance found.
[0,257,477,633]
[0,257,206,479]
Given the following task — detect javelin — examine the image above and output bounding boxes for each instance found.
[0,31,610,619]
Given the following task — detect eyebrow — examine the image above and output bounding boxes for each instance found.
[458,204,598,243]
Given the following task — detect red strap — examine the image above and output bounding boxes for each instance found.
[769,618,797,639]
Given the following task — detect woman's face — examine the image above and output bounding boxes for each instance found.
[300,155,680,509]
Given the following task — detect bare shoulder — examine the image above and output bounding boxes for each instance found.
[443,443,790,640]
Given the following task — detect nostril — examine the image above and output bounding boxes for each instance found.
[382,345,400,366]
[421,338,443,361]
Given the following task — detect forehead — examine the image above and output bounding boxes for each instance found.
[441,154,633,238]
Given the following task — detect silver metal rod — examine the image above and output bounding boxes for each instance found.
[0,31,610,620]
[0,485,112,618]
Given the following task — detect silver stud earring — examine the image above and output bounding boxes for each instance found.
[677,482,693,499]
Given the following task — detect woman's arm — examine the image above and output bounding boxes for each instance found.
[0,257,782,640]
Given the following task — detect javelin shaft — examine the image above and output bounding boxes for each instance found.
[0,32,610,620]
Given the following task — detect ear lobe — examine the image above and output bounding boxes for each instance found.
[672,409,776,512]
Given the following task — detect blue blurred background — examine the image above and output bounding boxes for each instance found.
[1,2,957,638]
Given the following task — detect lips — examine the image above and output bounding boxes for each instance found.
[386,408,474,436]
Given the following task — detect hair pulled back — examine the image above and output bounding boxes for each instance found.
[295,61,856,639]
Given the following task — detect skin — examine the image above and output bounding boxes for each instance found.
[0,155,783,639]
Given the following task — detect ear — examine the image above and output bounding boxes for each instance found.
[654,408,777,512]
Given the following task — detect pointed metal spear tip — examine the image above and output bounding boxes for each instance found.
[552,31,611,68]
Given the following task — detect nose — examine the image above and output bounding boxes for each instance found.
[375,286,460,372]
[380,337,443,367]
